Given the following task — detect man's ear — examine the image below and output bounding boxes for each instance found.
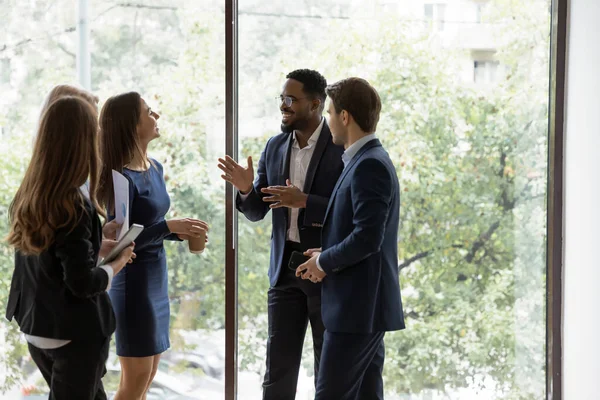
[312,98,321,112]
[341,110,350,126]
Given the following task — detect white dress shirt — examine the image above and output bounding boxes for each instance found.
[24,184,114,349]
[316,133,378,271]
[240,118,325,243]
[287,118,324,242]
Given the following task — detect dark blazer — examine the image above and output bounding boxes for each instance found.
[237,120,344,287]
[318,139,405,333]
[5,197,116,340]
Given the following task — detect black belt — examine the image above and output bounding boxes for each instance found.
[285,241,303,252]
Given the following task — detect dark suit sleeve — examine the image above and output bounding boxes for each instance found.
[54,206,109,299]
[302,194,329,227]
[236,139,271,222]
[319,158,393,275]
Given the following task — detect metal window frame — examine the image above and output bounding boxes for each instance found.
[225,1,239,399]
[546,0,567,399]
[223,0,568,398]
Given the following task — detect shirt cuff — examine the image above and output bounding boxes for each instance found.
[316,254,324,272]
[99,265,114,291]
[238,188,251,201]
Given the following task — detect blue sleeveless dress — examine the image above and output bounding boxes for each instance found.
[109,160,179,357]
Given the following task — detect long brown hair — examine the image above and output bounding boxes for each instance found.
[98,91,147,213]
[7,96,104,255]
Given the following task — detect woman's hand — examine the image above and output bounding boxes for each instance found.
[167,218,209,238]
[109,243,136,276]
[102,220,121,240]
[177,233,209,242]
[99,239,118,259]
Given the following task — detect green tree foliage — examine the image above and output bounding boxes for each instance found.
[0,1,549,398]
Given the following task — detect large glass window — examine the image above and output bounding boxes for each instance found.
[1,1,226,398]
[1,1,80,397]
[90,2,226,398]
[0,0,555,399]
[237,0,550,398]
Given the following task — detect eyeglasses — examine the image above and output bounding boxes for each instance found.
[277,96,308,108]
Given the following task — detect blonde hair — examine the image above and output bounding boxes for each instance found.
[41,84,99,113]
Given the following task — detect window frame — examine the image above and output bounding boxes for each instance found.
[221,0,567,398]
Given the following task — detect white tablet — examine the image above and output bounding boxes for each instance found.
[97,223,144,266]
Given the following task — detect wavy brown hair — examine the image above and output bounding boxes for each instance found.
[6,96,104,255]
[98,91,148,213]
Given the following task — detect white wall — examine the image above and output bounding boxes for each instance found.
[563,0,600,398]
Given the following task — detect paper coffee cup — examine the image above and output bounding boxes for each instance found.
[188,235,206,254]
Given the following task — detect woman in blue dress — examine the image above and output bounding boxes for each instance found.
[97,92,208,400]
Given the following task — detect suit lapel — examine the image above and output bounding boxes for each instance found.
[302,120,330,193]
[279,133,293,186]
[323,139,382,223]
[277,134,293,224]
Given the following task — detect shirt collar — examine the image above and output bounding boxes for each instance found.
[80,182,90,200]
[292,117,324,148]
[342,133,377,167]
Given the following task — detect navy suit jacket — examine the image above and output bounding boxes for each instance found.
[319,139,405,333]
[237,121,345,287]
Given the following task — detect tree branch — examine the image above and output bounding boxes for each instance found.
[56,42,75,58]
[498,150,506,178]
[95,2,177,19]
[399,244,463,270]
[0,3,176,53]
[0,27,75,53]
[399,218,502,271]
[239,11,349,20]
[465,221,500,263]
[399,250,432,270]
[114,3,177,11]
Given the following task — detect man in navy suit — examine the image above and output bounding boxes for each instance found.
[298,77,405,399]
[218,69,344,399]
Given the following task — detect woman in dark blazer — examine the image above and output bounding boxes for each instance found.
[5,95,135,400]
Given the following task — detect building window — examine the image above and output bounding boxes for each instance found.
[474,1,489,23]
[474,60,500,83]
[424,3,447,31]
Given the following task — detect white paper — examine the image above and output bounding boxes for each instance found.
[112,170,129,240]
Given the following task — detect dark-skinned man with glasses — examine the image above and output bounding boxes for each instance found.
[218,69,343,399]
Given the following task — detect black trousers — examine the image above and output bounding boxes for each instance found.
[315,331,386,400]
[28,335,110,400]
[262,241,325,400]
